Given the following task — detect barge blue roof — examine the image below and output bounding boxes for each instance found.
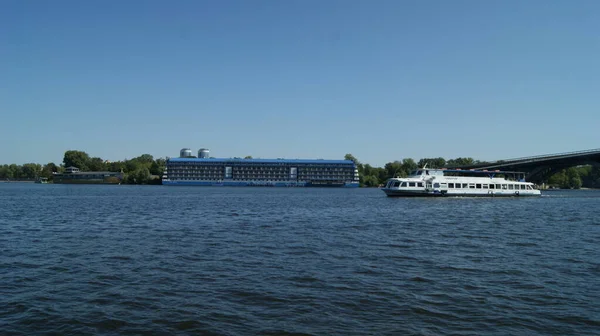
[168,157,355,165]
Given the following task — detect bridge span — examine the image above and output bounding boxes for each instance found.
[449,148,600,184]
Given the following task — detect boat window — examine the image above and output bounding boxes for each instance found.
[409,182,416,187]
[527,185,533,190]
[393,181,401,187]
[417,182,423,187]
[417,170,422,175]
[496,184,501,189]
[448,183,454,188]
[508,184,514,190]
[483,184,488,189]
[476,184,482,189]
[401,182,407,187]
[434,183,440,188]
[462,183,468,188]
[521,185,526,190]
[410,170,417,176]
[469,183,475,189]
[489,184,495,189]
[455,183,461,189]
[502,184,507,190]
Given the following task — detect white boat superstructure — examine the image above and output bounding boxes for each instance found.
[381,168,541,197]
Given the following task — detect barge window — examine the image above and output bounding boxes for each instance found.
[409,182,416,187]
[476,184,482,189]
[448,183,454,188]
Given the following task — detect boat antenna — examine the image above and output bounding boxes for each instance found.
[423,162,428,169]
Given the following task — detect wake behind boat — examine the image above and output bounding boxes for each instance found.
[381,168,541,197]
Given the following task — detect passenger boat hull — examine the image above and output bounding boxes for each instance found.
[382,188,540,197]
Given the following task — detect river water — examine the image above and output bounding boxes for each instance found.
[0,184,598,335]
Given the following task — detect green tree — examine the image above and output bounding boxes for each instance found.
[384,161,403,178]
[136,167,151,184]
[570,175,583,189]
[548,169,567,188]
[149,161,161,175]
[107,161,125,173]
[88,157,106,171]
[8,164,20,178]
[418,157,446,168]
[135,154,154,164]
[566,167,582,189]
[344,153,360,165]
[149,158,166,176]
[63,150,91,170]
[446,157,476,167]
[362,174,380,187]
[401,158,418,175]
[345,153,365,178]
[125,160,140,173]
[22,163,42,178]
[41,163,58,179]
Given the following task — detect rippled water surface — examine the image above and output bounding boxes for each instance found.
[1,184,599,335]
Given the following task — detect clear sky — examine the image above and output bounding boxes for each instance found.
[1,0,599,167]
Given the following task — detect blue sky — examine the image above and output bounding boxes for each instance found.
[1,0,599,167]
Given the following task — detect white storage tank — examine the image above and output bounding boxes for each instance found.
[198,148,210,158]
[180,148,193,158]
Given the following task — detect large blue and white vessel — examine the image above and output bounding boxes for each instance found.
[382,168,541,197]
[162,148,360,187]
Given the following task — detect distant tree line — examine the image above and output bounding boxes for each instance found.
[344,154,600,189]
[0,150,165,184]
[545,166,600,189]
[1,151,599,188]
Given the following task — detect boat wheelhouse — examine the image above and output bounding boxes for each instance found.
[382,168,541,197]
[162,157,360,187]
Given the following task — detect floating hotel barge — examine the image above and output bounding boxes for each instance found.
[162,148,360,187]
[53,166,123,184]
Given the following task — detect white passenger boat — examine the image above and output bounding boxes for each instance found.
[382,168,541,197]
